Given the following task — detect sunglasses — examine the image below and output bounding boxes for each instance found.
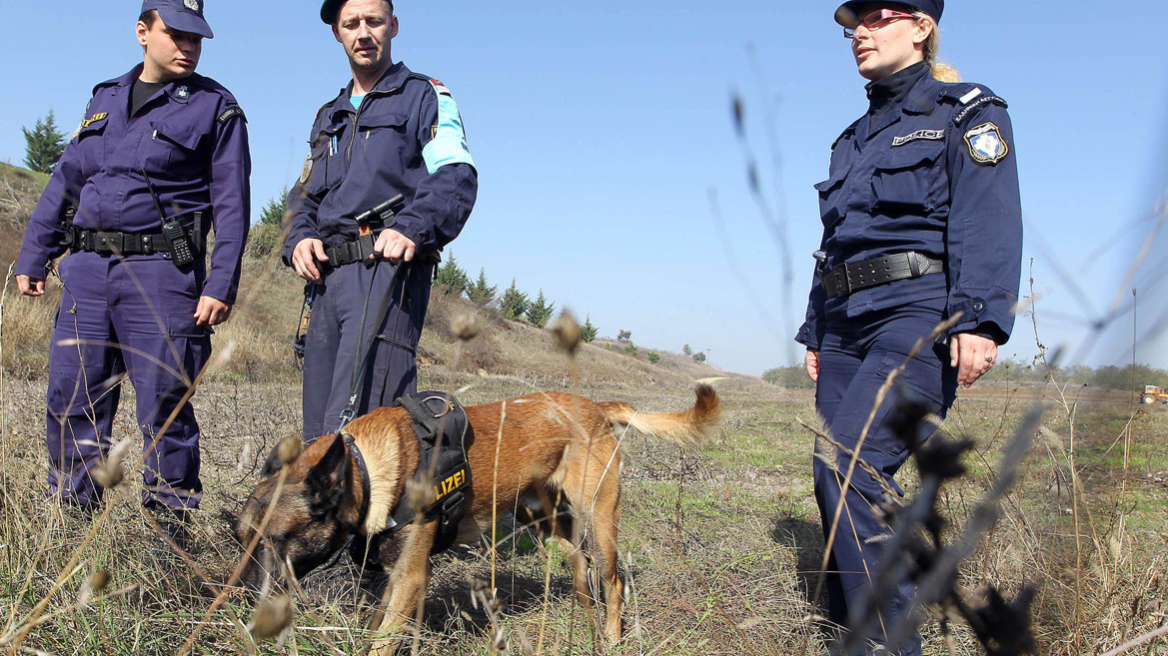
[843,8,919,39]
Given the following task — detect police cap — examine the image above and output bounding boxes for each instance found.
[141,0,214,39]
[320,0,394,25]
[835,0,943,28]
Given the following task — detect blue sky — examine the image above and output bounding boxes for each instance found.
[2,1,1166,376]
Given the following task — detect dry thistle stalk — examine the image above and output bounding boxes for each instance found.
[249,593,293,640]
[277,435,302,467]
[550,312,581,355]
[406,475,437,512]
[77,569,110,606]
[451,312,481,342]
[93,438,133,489]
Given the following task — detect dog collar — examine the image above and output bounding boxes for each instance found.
[342,433,372,526]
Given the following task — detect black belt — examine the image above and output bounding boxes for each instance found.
[820,251,944,300]
[324,234,442,270]
[67,212,206,257]
[325,234,380,268]
[70,228,174,256]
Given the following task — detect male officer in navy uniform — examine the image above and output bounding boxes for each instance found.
[15,0,250,530]
[284,0,477,441]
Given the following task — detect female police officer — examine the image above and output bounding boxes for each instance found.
[795,1,1022,653]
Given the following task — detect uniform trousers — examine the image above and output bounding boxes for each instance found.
[46,251,210,510]
[813,303,958,656]
[301,260,432,441]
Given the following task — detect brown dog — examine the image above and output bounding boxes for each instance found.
[235,385,720,653]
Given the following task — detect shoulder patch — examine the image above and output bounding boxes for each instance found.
[422,80,475,174]
[964,122,1009,165]
[80,112,108,129]
[217,106,246,124]
[953,95,1008,126]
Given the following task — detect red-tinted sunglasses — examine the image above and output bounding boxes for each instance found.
[843,8,919,39]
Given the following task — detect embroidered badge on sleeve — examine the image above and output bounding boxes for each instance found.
[964,122,1009,165]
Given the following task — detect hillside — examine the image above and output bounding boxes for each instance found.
[0,163,750,389]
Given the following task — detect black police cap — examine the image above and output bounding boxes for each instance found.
[835,0,944,28]
[320,0,394,24]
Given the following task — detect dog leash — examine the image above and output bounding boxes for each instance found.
[336,259,411,433]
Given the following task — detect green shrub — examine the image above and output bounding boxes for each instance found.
[647,352,661,364]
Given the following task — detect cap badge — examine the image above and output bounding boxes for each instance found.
[176,86,190,99]
[184,0,200,10]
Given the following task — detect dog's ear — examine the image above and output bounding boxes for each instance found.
[260,444,284,479]
[306,434,349,516]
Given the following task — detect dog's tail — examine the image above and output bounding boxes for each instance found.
[598,384,721,447]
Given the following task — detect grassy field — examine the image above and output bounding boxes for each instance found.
[1,161,1165,655]
[1,357,1165,654]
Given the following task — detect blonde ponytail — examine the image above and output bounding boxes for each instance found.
[917,13,961,82]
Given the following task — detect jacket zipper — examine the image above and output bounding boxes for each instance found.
[346,86,399,164]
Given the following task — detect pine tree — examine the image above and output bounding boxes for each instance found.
[525,290,555,328]
[247,188,290,259]
[22,110,67,174]
[260,187,289,226]
[466,267,498,307]
[435,252,470,297]
[499,278,529,321]
[580,315,598,343]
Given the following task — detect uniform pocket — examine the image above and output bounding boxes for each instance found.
[358,113,411,166]
[871,142,945,212]
[315,125,347,191]
[143,122,203,176]
[815,163,852,228]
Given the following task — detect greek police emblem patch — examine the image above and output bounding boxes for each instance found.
[299,153,313,184]
[185,0,200,11]
[964,122,1008,165]
[176,86,190,100]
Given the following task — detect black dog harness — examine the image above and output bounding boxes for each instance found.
[345,391,471,555]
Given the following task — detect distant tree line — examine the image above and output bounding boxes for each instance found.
[434,252,598,340]
[762,359,1168,391]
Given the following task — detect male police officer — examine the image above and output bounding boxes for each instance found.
[284,0,477,441]
[15,0,250,528]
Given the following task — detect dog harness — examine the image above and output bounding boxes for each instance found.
[345,391,471,555]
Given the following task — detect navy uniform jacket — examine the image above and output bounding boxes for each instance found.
[282,62,478,261]
[16,65,252,304]
[796,71,1023,350]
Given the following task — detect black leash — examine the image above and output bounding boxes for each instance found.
[336,260,410,432]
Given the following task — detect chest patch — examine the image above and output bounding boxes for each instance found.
[964,122,1008,165]
[892,129,945,147]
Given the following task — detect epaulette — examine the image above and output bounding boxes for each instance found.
[832,119,860,151]
[408,71,454,96]
[942,83,1008,126]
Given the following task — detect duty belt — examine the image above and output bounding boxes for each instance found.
[324,234,442,270]
[66,212,207,257]
[820,251,945,300]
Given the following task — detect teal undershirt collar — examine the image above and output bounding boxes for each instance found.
[350,93,365,110]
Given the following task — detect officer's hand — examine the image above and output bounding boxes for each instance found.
[374,230,416,264]
[16,275,45,298]
[194,296,233,328]
[950,333,998,388]
[292,238,329,283]
[805,350,821,383]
